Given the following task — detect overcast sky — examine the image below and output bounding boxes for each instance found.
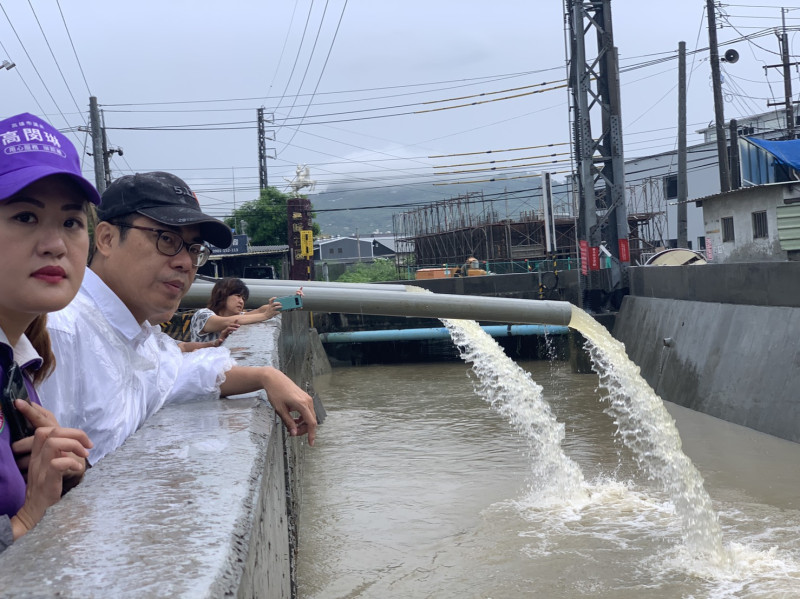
[1,0,798,222]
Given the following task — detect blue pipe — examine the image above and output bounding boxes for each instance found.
[319,324,568,343]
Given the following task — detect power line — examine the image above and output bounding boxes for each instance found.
[0,37,46,115]
[103,81,564,132]
[276,0,333,129]
[99,70,553,107]
[279,0,349,155]
[55,0,91,96]
[265,0,300,100]
[26,0,86,123]
[0,1,81,144]
[273,0,317,119]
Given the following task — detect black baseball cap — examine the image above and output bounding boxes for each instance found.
[98,171,233,249]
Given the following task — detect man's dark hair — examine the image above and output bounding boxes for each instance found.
[207,278,250,314]
[87,212,138,266]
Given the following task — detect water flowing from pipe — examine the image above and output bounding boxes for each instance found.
[569,307,728,562]
[443,317,588,505]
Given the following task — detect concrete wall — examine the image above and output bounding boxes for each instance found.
[0,313,322,598]
[626,262,800,308]
[614,263,800,443]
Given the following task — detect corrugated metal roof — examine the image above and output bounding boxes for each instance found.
[688,181,798,205]
[777,204,800,251]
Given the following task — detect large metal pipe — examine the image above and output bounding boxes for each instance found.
[184,281,574,326]
[231,277,409,292]
[319,324,569,343]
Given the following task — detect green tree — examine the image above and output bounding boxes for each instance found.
[335,258,407,283]
[225,187,319,246]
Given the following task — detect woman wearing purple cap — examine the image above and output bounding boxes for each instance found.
[0,113,99,552]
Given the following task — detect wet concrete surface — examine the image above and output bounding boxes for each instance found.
[0,318,300,598]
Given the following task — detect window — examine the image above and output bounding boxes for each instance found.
[337,247,343,254]
[698,236,706,250]
[722,216,735,242]
[663,174,678,200]
[752,211,768,239]
[328,248,334,255]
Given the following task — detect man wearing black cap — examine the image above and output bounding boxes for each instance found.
[40,172,316,464]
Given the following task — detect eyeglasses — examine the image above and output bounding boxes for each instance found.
[113,223,211,267]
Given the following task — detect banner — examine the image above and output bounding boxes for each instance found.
[579,240,589,275]
[589,246,600,271]
[618,238,630,263]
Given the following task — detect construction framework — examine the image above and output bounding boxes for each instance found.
[393,189,579,271]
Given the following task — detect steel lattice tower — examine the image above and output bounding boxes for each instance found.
[565,0,630,307]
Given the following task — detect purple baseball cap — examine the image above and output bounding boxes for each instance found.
[0,112,101,205]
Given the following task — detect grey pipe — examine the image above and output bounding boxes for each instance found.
[184,282,573,326]
[231,277,409,292]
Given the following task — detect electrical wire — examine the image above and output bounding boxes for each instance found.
[0,1,80,143]
[265,0,300,100]
[272,0,317,119]
[26,0,86,123]
[276,0,333,128]
[0,37,47,115]
[55,0,91,95]
[279,0,348,155]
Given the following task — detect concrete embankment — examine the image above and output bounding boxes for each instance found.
[613,262,800,443]
[0,312,328,598]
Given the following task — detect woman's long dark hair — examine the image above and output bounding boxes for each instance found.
[25,314,54,384]
[207,277,250,314]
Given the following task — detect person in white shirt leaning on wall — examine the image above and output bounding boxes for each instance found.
[40,171,316,464]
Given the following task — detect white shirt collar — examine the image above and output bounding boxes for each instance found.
[0,326,43,370]
[81,269,144,341]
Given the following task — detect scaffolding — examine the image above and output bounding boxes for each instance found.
[625,177,669,262]
[393,188,578,272]
[392,182,655,271]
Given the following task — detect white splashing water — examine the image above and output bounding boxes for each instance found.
[443,317,587,505]
[568,307,729,562]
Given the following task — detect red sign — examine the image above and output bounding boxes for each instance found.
[589,246,600,271]
[618,238,630,263]
[705,241,713,261]
[579,240,589,275]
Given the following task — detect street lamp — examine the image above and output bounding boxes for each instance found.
[1,60,15,71]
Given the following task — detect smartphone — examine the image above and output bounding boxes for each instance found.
[275,294,303,311]
[1,362,34,443]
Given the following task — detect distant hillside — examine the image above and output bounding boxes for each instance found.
[309,176,563,237]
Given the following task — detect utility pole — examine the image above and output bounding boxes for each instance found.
[780,9,795,139]
[100,110,112,188]
[89,96,106,194]
[729,119,741,189]
[677,41,688,248]
[707,0,731,193]
[257,107,268,189]
[764,9,798,139]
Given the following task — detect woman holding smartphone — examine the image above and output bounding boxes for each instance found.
[0,113,97,552]
[189,277,293,344]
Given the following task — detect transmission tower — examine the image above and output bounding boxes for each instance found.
[565,0,630,308]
